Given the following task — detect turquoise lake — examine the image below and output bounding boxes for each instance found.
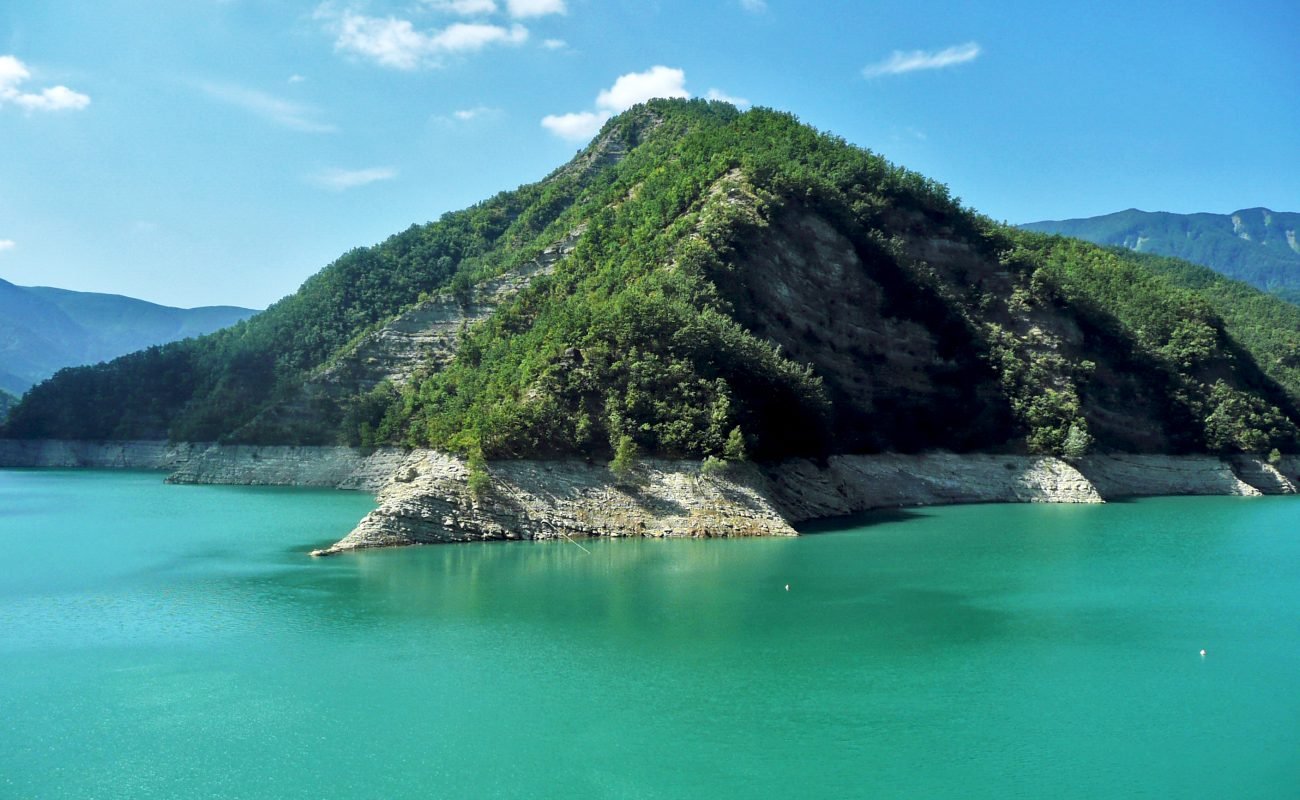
[2,469,1298,798]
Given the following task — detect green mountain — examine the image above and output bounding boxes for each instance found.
[0,279,257,396]
[1021,208,1300,301]
[8,100,1300,459]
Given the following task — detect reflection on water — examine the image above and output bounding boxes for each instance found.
[2,471,1299,799]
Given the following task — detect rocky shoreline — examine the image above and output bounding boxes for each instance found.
[3,439,1298,554]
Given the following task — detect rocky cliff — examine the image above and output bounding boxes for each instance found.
[310,451,1300,556]
[0,439,202,470]
[5,440,1299,554]
[0,439,404,492]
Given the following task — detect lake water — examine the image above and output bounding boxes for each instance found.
[2,469,1298,798]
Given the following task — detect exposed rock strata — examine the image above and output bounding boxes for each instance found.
[0,439,203,470]
[316,451,1300,555]
[229,228,584,442]
[1074,454,1262,498]
[0,439,405,493]
[313,453,796,556]
[6,440,1300,555]
[763,453,1101,523]
[165,445,409,492]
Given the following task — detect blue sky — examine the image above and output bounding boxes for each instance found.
[2,0,1297,308]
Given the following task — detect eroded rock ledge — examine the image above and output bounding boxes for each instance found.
[312,451,1300,556]
[4,440,1299,555]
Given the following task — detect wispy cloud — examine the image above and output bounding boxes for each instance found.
[739,0,767,12]
[506,0,565,18]
[706,88,750,108]
[0,239,15,253]
[199,81,336,132]
[542,38,567,50]
[288,74,307,84]
[426,0,498,14]
[0,55,90,112]
[309,166,398,191]
[543,65,691,142]
[452,105,499,120]
[315,5,528,70]
[863,41,981,78]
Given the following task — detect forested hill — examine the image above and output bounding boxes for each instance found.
[0,389,14,423]
[0,278,257,396]
[8,99,1300,460]
[1021,208,1300,302]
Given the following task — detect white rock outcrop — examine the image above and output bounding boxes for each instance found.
[6,440,1300,555]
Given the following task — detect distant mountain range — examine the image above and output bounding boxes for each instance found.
[1022,208,1300,302]
[0,279,257,396]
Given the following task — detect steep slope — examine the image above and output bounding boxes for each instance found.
[0,278,257,395]
[1021,208,1300,301]
[7,101,1300,461]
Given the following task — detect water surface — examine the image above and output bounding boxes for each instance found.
[2,469,1298,798]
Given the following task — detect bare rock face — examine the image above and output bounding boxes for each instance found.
[165,445,409,491]
[5,438,1299,557]
[1228,455,1297,495]
[0,439,204,470]
[1074,454,1262,498]
[313,454,796,555]
[764,453,1102,523]
[312,449,1300,556]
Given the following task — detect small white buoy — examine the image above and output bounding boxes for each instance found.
[1200,649,1207,657]
[785,584,790,591]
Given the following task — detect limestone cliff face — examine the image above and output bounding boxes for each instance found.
[6,440,1300,556]
[314,453,796,555]
[312,451,1300,555]
[165,445,409,492]
[0,439,202,470]
[0,439,405,492]
[1076,454,1263,498]
[763,453,1101,522]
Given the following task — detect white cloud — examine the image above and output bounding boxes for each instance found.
[739,0,767,12]
[542,38,567,50]
[427,0,498,14]
[542,66,740,142]
[288,74,306,83]
[309,166,398,190]
[541,110,607,141]
[0,239,15,253]
[452,105,499,120]
[316,6,528,69]
[705,88,749,108]
[506,0,565,18]
[434,22,528,52]
[0,55,90,112]
[328,13,434,70]
[862,41,981,78]
[199,81,336,132]
[595,66,688,112]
